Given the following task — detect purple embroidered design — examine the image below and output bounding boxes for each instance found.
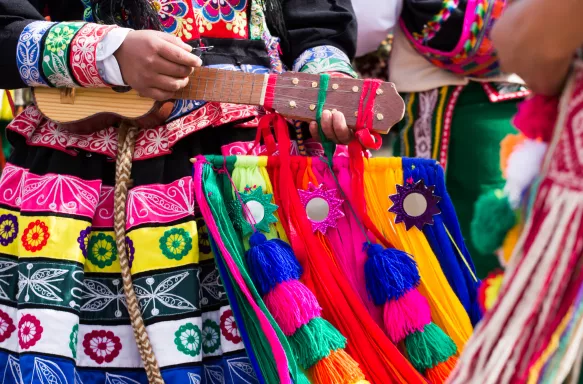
[389,179,441,230]
[0,214,18,246]
[77,226,92,257]
[126,236,135,268]
[298,183,344,234]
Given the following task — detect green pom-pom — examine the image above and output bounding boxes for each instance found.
[471,189,516,255]
[404,322,457,372]
[288,317,347,369]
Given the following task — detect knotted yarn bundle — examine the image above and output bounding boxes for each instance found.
[246,230,369,384]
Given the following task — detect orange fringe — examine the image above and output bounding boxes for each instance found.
[425,355,458,384]
[310,349,369,384]
[500,133,525,177]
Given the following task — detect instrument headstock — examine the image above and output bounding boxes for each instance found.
[270,72,404,133]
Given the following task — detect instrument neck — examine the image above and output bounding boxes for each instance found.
[173,67,267,106]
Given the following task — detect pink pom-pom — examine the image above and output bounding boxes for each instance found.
[513,95,559,143]
[383,288,431,343]
[263,280,322,336]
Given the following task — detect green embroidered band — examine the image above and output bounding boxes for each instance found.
[42,22,86,87]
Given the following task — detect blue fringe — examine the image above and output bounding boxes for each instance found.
[403,158,482,325]
[245,231,303,296]
[364,243,421,305]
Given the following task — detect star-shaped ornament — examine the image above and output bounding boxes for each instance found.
[389,179,441,230]
[228,186,278,235]
[298,183,345,234]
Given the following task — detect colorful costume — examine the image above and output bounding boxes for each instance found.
[0,1,360,382]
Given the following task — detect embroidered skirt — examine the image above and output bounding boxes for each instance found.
[0,114,262,383]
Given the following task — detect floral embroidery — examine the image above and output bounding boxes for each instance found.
[69,324,78,358]
[153,0,196,40]
[220,309,241,344]
[82,329,122,364]
[16,21,55,86]
[42,22,86,87]
[126,236,135,268]
[193,10,213,34]
[159,228,193,260]
[197,219,212,254]
[174,323,202,357]
[226,10,247,37]
[293,45,357,78]
[0,214,18,246]
[70,23,116,87]
[0,309,16,343]
[193,0,246,23]
[87,233,117,268]
[21,220,50,252]
[202,319,221,354]
[45,25,77,53]
[18,314,43,349]
[77,226,92,257]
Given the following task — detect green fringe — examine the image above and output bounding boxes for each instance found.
[295,369,311,384]
[289,317,347,369]
[404,322,457,372]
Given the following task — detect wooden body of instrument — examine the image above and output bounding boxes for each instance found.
[34,68,405,134]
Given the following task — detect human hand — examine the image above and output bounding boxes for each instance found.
[307,71,354,144]
[114,30,202,101]
[308,109,353,144]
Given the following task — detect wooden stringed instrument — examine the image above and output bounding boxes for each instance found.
[33,67,405,134]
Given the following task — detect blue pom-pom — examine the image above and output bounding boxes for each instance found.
[364,243,421,305]
[245,231,303,296]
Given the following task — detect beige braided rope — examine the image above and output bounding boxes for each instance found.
[114,122,164,383]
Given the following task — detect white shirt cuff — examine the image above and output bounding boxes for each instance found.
[96,28,132,86]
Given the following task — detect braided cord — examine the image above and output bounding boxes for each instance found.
[114,122,164,383]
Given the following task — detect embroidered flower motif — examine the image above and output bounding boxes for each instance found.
[126,236,135,268]
[87,233,117,268]
[193,10,213,33]
[193,0,246,23]
[196,219,211,255]
[226,10,247,37]
[21,220,50,252]
[83,329,122,364]
[159,228,192,260]
[46,25,77,53]
[0,309,16,343]
[69,324,78,358]
[220,310,241,344]
[152,0,195,40]
[77,226,92,257]
[174,323,202,357]
[0,214,18,246]
[202,319,220,354]
[18,314,43,349]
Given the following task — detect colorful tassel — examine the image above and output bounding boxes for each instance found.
[364,243,458,382]
[364,244,420,304]
[246,231,303,295]
[264,280,322,336]
[246,232,369,383]
[383,288,431,343]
